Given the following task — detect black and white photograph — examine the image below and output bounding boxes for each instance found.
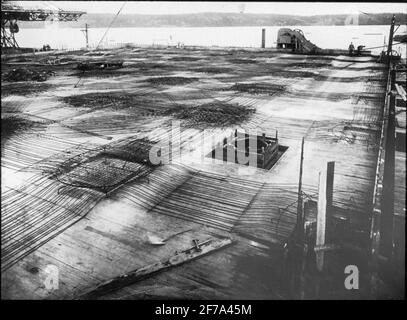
[1,0,405,305]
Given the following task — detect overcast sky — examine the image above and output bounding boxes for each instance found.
[14,1,407,16]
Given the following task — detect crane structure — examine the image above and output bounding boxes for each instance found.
[1,1,85,49]
[276,28,321,54]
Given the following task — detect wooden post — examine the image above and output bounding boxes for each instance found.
[85,24,89,49]
[316,170,327,272]
[261,28,266,48]
[391,69,396,91]
[326,161,335,219]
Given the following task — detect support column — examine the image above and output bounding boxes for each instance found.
[326,161,335,216]
[391,69,396,91]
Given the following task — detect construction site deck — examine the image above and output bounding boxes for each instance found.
[1,46,405,299]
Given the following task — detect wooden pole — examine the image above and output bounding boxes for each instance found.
[296,137,305,238]
[288,137,307,298]
[261,28,266,48]
[85,24,89,49]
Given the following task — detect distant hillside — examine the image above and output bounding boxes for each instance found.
[19,12,407,28]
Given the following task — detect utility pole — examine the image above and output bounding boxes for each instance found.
[81,23,89,49]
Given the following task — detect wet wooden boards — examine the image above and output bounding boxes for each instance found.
[77,237,233,299]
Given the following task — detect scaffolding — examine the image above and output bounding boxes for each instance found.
[1,1,85,49]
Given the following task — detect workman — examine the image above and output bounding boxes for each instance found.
[357,45,365,56]
[348,42,355,56]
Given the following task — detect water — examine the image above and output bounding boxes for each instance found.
[14,25,407,57]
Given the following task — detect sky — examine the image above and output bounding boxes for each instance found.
[14,1,407,16]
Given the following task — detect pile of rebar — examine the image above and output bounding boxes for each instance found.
[147,76,198,86]
[228,58,257,64]
[62,92,164,113]
[230,82,286,95]
[164,102,256,128]
[1,116,40,142]
[100,137,159,167]
[3,68,54,82]
[2,82,52,96]
[194,67,231,74]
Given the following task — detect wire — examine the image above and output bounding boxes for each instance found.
[95,1,127,51]
[73,1,127,88]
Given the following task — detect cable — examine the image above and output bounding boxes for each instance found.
[95,1,127,51]
[74,1,127,88]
